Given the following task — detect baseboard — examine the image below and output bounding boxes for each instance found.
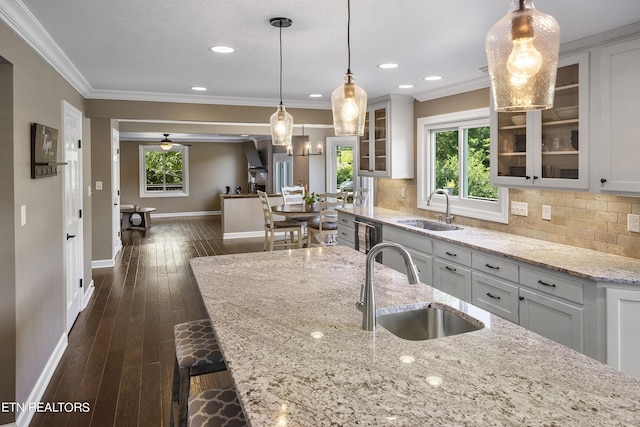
[223,231,264,240]
[151,210,220,219]
[92,258,115,269]
[15,333,68,427]
[82,280,95,309]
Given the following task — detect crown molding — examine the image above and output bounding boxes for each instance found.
[413,76,490,103]
[86,89,332,110]
[0,0,92,95]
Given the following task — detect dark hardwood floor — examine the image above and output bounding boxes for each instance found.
[31,216,268,427]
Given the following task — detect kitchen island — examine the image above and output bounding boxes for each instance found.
[190,246,640,426]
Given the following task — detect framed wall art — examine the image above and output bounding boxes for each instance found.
[31,123,61,179]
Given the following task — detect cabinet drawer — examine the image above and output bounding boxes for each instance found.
[433,259,472,302]
[337,228,355,245]
[472,253,519,283]
[338,212,356,229]
[434,242,472,267]
[520,267,583,305]
[471,272,519,323]
[383,225,433,254]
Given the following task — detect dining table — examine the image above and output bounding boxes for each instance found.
[270,203,319,219]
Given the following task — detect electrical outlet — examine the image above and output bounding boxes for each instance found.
[20,205,27,226]
[510,201,528,217]
[96,181,103,190]
[542,205,551,221]
[628,214,640,233]
[400,187,406,199]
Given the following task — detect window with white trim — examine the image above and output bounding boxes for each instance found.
[417,108,508,223]
[139,145,189,198]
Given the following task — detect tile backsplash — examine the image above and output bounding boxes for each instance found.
[377,179,640,259]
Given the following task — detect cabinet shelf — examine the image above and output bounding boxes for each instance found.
[542,150,579,155]
[499,124,526,130]
[498,152,527,157]
[555,83,579,92]
[542,119,578,127]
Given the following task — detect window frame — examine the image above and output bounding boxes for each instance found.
[139,145,189,198]
[417,107,508,224]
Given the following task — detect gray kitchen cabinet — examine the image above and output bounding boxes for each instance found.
[433,242,472,302]
[490,52,589,190]
[596,37,640,194]
[337,211,356,248]
[471,252,520,324]
[382,225,433,285]
[519,287,584,353]
[357,95,414,179]
[606,287,640,378]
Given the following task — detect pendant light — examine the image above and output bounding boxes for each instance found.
[485,0,560,111]
[270,17,294,146]
[160,134,173,150]
[331,0,367,136]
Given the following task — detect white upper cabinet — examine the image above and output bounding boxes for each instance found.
[358,95,414,178]
[490,52,590,190]
[596,37,640,194]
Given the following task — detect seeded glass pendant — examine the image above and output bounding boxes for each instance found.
[486,0,560,111]
[332,72,367,136]
[331,0,367,136]
[270,17,294,146]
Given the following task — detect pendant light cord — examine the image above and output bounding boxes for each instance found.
[279,24,284,106]
[347,0,351,74]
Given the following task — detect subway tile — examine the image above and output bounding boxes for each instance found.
[608,201,632,214]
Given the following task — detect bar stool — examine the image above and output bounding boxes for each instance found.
[188,387,247,427]
[172,319,227,427]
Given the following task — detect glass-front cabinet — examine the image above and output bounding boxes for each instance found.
[490,53,589,189]
[358,95,414,179]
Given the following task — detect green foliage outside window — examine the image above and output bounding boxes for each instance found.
[145,150,184,191]
[336,146,353,187]
[434,127,497,201]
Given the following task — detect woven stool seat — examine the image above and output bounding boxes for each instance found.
[171,319,227,427]
[188,387,247,427]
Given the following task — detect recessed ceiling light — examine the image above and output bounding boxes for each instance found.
[309,93,323,98]
[191,86,207,91]
[424,75,442,81]
[378,63,399,69]
[398,84,414,89]
[209,45,235,54]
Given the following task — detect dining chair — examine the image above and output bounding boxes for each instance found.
[307,192,346,246]
[281,185,306,205]
[258,190,303,251]
[352,188,369,208]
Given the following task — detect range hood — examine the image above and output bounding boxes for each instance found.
[243,140,264,169]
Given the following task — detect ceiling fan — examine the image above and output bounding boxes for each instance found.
[155,133,191,150]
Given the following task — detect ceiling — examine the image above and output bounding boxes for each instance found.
[5,1,640,141]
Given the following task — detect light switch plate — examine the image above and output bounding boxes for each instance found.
[20,205,26,226]
[511,201,528,217]
[628,214,640,232]
[542,205,551,221]
[96,181,103,190]
[400,188,406,198]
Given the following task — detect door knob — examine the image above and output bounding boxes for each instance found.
[66,233,76,240]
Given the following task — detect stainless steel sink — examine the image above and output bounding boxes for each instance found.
[397,218,463,231]
[377,303,483,341]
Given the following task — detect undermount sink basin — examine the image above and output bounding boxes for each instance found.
[377,303,483,341]
[397,218,463,231]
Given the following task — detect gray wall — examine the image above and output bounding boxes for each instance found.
[119,141,248,213]
[91,118,116,261]
[0,19,92,424]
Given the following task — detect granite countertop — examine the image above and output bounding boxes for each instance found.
[221,193,280,199]
[191,247,640,426]
[341,207,640,285]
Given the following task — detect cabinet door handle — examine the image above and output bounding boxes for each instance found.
[525,176,531,180]
[533,175,539,180]
[445,251,457,257]
[600,178,607,184]
[444,265,457,272]
[519,296,525,301]
[537,279,556,288]
[485,263,499,270]
[486,292,501,300]
[66,233,76,240]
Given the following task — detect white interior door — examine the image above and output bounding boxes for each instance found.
[112,129,121,258]
[273,153,292,193]
[326,136,373,208]
[63,101,83,332]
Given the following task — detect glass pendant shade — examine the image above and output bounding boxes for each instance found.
[270,104,293,146]
[160,142,172,150]
[331,73,367,136]
[486,0,560,111]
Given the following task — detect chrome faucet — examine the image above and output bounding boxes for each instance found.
[356,242,420,331]
[427,189,454,224]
